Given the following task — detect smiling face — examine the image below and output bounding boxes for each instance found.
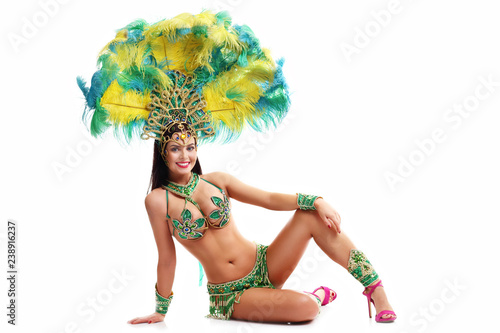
[164,132,197,176]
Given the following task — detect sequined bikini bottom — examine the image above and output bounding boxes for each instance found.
[206,243,275,320]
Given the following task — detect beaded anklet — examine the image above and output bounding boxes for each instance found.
[347,250,379,287]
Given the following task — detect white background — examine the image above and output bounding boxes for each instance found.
[1,0,498,332]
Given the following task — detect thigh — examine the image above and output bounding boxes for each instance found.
[266,210,319,288]
[231,287,319,323]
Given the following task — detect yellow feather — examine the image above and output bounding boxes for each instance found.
[202,62,272,133]
[262,48,273,61]
[203,54,279,129]
[208,25,242,52]
[151,67,174,90]
[100,80,151,125]
[194,38,215,71]
[193,11,217,27]
[144,12,194,41]
[145,11,242,73]
[149,34,205,73]
[98,29,128,58]
[111,41,149,69]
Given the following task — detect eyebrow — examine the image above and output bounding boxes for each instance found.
[169,143,195,148]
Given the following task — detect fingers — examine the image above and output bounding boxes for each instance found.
[128,314,164,325]
[128,317,149,325]
[326,216,341,234]
[127,319,152,325]
[333,212,341,233]
[127,317,145,325]
[317,204,341,234]
[333,219,341,233]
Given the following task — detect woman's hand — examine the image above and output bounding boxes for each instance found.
[314,198,341,233]
[127,312,165,325]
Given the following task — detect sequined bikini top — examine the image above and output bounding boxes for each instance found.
[162,173,230,240]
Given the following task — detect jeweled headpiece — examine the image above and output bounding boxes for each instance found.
[141,71,212,160]
[77,11,290,162]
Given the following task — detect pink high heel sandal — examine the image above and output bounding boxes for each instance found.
[362,280,397,323]
[306,286,337,306]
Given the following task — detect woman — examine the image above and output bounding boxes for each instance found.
[77,10,396,325]
[126,124,396,324]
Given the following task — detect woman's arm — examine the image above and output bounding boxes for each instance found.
[128,190,176,325]
[145,190,176,298]
[217,172,297,210]
[214,172,341,233]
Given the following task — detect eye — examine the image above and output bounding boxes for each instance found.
[187,146,195,151]
[170,147,179,152]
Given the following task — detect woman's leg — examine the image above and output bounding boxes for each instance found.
[266,210,354,286]
[266,209,395,319]
[231,288,321,323]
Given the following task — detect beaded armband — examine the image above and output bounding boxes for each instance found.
[155,283,174,315]
[347,250,379,287]
[297,193,321,210]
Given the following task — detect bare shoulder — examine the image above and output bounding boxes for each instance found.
[200,171,232,187]
[144,187,166,212]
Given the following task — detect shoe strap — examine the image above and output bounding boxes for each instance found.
[303,291,321,303]
[312,286,334,306]
[362,280,383,297]
[375,310,397,321]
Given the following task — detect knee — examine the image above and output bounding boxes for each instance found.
[293,209,316,219]
[292,209,322,226]
[290,293,320,322]
[292,209,328,234]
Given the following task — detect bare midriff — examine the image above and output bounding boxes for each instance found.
[167,210,258,284]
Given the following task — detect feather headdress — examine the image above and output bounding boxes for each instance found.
[77,10,290,156]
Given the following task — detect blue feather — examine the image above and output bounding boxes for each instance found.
[76,76,89,98]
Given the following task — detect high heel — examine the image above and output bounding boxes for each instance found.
[362,280,397,323]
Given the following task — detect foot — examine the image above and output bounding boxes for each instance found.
[367,281,396,321]
[313,287,337,305]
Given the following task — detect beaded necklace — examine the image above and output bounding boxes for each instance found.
[164,172,200,198]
